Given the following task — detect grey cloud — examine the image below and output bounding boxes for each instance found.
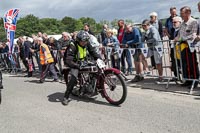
[0,0,200,22]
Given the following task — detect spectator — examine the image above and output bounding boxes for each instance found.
[58,32,72,58]
[100,24,108,43]
[164,7,178,39]
[103,29,120,69]
[17,39,28,72]
[13,42,21,70]
[122,24,142,79]
[49,37,60,62]
[122,24,134,75]
[196,2,200,35]
[142,19,163,82]
[37,37,58,83]
[117,19,126,73]
[71,31,78,41]
[171,16,182,78]
[58,32,72,50]
[1,42,9,53]
[84,23,94,35]
[18,36,33,77]
[149,12,163,70]
[31,36,41,72]
[1,43,10,71]
[149,12,163,38]
[42,33,50,45]
[194,2,200,41]
[174,6,199,88]
[37,32,43,38]
[198,1,200,12]
[117,19,125,44]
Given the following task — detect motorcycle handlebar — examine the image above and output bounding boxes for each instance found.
[79,61,96,69]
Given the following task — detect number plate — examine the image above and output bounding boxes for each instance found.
[97,59,106,69]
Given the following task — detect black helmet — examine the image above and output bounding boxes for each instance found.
[76,30,90,42]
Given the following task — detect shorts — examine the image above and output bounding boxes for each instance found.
[147,49,162,64]
[133,49,142,62]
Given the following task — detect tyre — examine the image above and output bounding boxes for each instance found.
[102,71,127,105]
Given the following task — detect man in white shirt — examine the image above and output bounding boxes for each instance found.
[194,2,200,41]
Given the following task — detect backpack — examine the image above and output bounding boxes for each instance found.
[89,34,100,53]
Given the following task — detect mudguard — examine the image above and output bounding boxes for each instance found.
[104,68,121,74]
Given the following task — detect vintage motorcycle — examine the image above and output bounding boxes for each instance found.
[67,59,127,106]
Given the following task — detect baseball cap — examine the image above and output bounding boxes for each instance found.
[149,12,158,17]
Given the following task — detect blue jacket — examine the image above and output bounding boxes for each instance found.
[122,27,143,48]
[103,35,119,51]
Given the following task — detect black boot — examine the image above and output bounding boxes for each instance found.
[62,75,77,106]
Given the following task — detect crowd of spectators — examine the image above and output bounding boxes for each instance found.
[1,3,200,89]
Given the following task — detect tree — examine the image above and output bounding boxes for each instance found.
[95,23,102,34]
[40,18,62,34]
[99,20,110,26]
[74,20,83,31]
[0,17,6,41]
[79,17,96,31]
[16,14,41,37]
[110,19,119,29]
[125,19,133,25]
[61,16,76,33]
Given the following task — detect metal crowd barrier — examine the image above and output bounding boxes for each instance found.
[0,49,64,77]
[173,40,200,94]
[0,52,21,74]
[100,39,198,91]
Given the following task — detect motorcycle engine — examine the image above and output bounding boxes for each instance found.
[82,74,96,94]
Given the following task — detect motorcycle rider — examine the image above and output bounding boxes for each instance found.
[62,30,100,106]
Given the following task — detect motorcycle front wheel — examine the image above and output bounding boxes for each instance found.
[102,71,127,105]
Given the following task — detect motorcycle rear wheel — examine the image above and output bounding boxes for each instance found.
[102,71,127,105]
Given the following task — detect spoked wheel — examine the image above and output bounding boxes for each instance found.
[102,71,127,105]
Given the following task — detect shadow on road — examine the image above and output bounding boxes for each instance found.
[194,97,200,100]
[127,77,200,96]
[25,79,56,84]
[47,92,119,107]
[8,72,41,78]
[47,92,63,102]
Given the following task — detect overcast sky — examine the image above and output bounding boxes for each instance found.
[0,0,200,23]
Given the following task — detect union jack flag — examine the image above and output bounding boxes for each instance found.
[3,9,19,53]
